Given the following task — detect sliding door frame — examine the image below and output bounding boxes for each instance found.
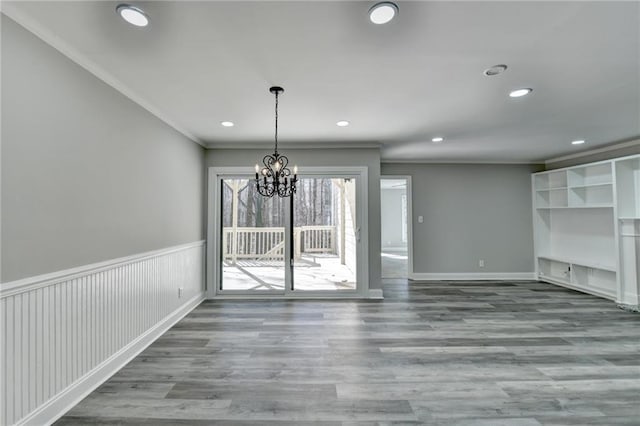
[207,166,369,299]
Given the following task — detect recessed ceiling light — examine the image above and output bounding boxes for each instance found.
[221,121,234,127]
[369,2,398,24]
[431,137,444,143]
[509,88,533,98]
[483,64,508,76]
[571,140,585,145]
[336,120,350,127]
[116,4,149,27]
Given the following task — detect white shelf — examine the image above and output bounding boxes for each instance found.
[538,258,571,283]
[567,162,613,187]
[537,255,616,272]
[534,170,567,191]
[569,182,613,189]
[536,187,568,192]
[534,177,613,208]
[535,187,568,208]
[538,275,616,301]
[537,205,613,210]
[568,183,613,207]
[537,257,617,300]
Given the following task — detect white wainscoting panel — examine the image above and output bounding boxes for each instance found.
[0,241,205,425]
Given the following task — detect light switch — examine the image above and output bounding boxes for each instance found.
[418,215,424,223]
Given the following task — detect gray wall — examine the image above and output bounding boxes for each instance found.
[1,16,205,282]
[382,163,543,274]
[381,188,406,248]
[205,148,382,290]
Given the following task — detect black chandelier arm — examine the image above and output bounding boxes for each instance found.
[255,179,276,197]
[262,154,276,178]
[276,154,288,174]
[277,184,294,198]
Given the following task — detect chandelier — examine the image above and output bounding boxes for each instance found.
[255,86,298,198]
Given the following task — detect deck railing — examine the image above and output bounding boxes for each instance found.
[222,225,336,262]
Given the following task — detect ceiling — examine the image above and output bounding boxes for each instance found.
[3,1,639,163]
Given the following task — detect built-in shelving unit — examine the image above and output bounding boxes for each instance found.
[615,156,640,307]
[534,162,614,210]
[533,155,640,304]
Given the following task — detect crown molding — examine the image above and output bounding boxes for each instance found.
[381,159,542,165]
[206,141,382,150]
[1,6,205,147]
[544,138,640,165]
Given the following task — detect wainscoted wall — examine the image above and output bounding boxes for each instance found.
[0,241,206,426]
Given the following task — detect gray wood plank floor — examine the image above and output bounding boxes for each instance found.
[56,280,640,425]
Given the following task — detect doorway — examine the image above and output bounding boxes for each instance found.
[380,177,412,278]
[208,167,368,297]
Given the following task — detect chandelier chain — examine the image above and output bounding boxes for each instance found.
[274,90,279,155]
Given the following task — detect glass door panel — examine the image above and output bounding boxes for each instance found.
[220,178,287,292]
[292,177,357,291]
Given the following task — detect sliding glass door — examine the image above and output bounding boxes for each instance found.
[292,177,357,291]
[219,178,287,292]
[213,168,365,296]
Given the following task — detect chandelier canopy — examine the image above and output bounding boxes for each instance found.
[255,86,297,198]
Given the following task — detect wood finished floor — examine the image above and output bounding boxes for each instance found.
[56,280,640,425]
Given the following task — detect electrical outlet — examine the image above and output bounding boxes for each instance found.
[178,287,184,298]
[479,259,485,268]
[418,215,424,223]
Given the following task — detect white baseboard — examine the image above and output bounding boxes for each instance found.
[621,291,640,307]
[618,303,640,313]
[409,272,537,281]
[207,291,381,300]
[19,293,205,426]
[368,289,384,299]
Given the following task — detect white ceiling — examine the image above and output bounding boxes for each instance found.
[3,1,639,163]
